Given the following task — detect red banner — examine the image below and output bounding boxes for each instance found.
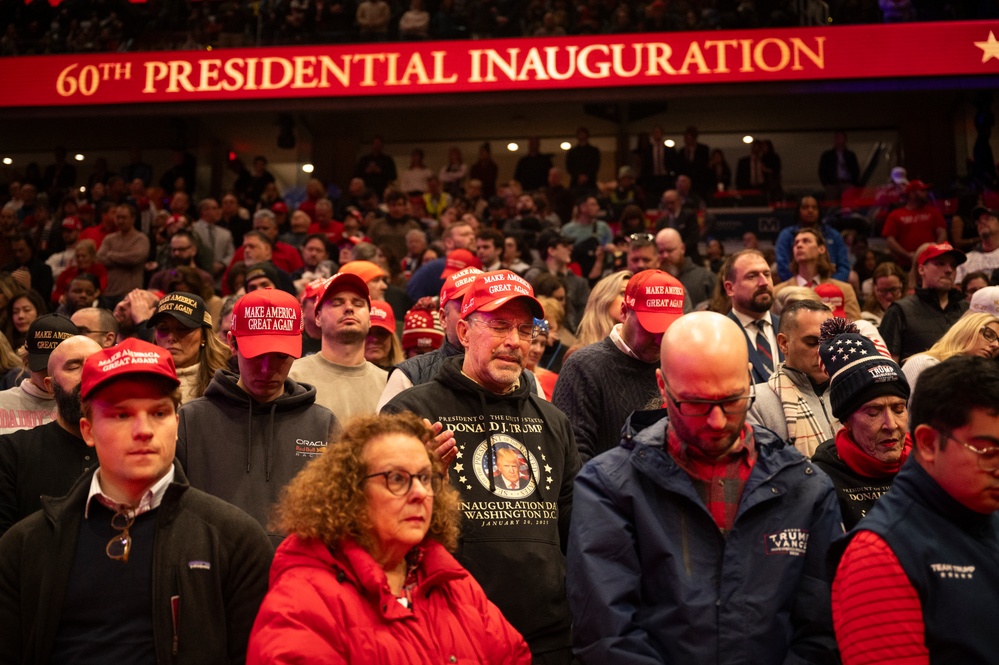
[1,21,997,107]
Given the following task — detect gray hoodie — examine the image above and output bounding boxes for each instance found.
[176,369,339,545]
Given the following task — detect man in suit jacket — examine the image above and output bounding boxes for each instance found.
[723,249,783,384]
[818,131,860,201]
[676,126,711,199]
[639,126,677,204]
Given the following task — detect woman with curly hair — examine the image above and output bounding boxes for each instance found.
[247,412,530,664]
[147,292,232,404]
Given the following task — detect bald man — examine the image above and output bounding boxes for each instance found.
[567,312,843,665]
[0,335,103,537]
[655,227,717,307]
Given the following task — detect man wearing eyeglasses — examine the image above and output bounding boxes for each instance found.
[0,338,273,663]
[832,355,999,663]
[383,270,580,664]
[567,311,842,665]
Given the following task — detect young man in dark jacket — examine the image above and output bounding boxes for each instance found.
[383,270,580,664]
[567,312,843,665]
[177,287,339,546]
[0,338,273,663]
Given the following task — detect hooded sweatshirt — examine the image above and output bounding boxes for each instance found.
[382,356,579,656]
[177,370,339,545]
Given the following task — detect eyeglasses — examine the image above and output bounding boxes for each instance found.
[363,470,443,496]
[628,233,655,243]
[981,327,999,344]
[76,327,112,336]
[944,433,999,472]
[471,318,539,340]
[662,382,756,417]
[106,507,134,563]
[876,286,902,296]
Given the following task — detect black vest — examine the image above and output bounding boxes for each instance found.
[842,458,999,662]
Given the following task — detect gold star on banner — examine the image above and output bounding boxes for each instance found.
[544,464,553,474]
[453,463,464,473]
[975,31,999,63]
[458,476,466,484]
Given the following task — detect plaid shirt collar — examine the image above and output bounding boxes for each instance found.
[666,423,757,533]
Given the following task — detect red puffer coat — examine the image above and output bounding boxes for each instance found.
[247,534,531,664]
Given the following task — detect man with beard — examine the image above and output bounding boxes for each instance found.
[0,335,102,537]
[567,312,842,664]
[811,320,911,528]
[383,270,579,663]
[723,249,783,383]
[747,301,838,457]
[288,272,387,421]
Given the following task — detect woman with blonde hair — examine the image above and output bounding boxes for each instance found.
[247,412,530,664]
[902,311,999,403]
[574,270,632,348]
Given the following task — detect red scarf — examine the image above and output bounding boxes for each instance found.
[834,428,911,478]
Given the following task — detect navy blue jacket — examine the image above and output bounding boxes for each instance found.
[835,458,999,662]
[567,410,843,665]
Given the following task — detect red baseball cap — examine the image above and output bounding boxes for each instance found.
[460,270,543,319]
[815,282,848,319]
[80,338,180,401]
[402,307,444,352]
[230,288,303,359]
[301,277,327,302]
[316,272,370,308]
[441,249,482,278]
[369,300,396,333]
[271,201,289,214]
[917,242,966,267]
[439,267,483,309]
[623,270,685,334]
[905,179,931,194]
[339,260,386,285]
[61,216,83,231]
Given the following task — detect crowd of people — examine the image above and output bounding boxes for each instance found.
[1,0,992,56]
[0,127,997,663]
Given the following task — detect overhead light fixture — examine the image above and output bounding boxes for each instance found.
[742,136,754,144]
[507,142,519,152]
[664,140,675,148]
[1,158,11,165]
[302,163,315,174]
[74,153,85,161]
[560,142,571,151]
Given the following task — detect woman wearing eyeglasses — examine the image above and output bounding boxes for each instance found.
[901,312,999,406]
[860,261,906,327]
[247,413,530,665]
